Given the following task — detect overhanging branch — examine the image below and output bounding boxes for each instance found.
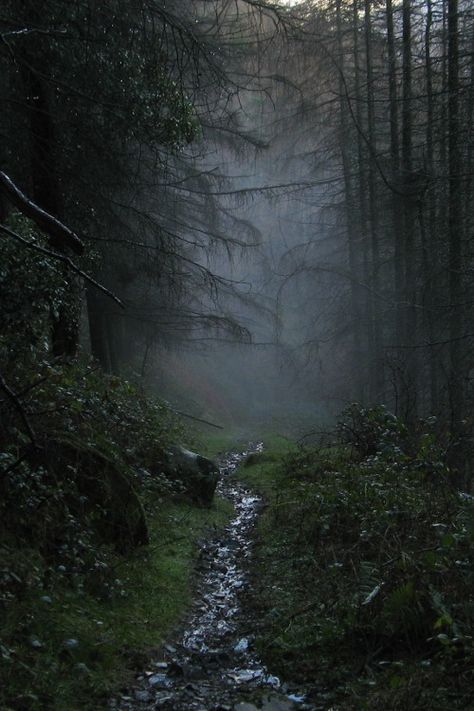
[0,223,124,309]
[0,171,84,254]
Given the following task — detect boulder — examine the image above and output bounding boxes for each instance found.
[164,445,220,506]
[41,437,149,551]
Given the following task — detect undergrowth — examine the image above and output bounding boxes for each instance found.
[0,221,233,708]
[1,490,231,710]
[239,407,474,710]
[0,360,233,709]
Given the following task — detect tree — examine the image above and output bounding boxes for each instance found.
[0,0,281,370]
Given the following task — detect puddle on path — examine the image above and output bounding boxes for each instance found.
[114,444,314,711]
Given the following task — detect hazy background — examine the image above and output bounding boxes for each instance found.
[145,35,351,437]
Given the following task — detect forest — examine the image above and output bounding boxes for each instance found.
[1,0,474,709]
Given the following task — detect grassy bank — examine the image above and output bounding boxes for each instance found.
[195,430,245,459]
[0,362,235,710]
[237,414,474,710]
[1,491,232,711]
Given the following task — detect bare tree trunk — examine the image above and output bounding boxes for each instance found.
[422,0,439,414]
[86,289,112,373]
[401,0,417,419]
[385,0,406,414]
[18,3,80,359]
[336,0,365,402]
[364,0,384,402]
[447,0,464,433]
[352,0,374,399]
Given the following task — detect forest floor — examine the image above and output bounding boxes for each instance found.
[4,416,473,711]
[111,443,311,711]
[111,426,474,711]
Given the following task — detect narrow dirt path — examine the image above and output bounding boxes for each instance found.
[114,445,312,711]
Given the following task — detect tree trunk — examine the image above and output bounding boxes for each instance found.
[447,0,464,434]
[422,0,439,414]
[336,0,365,402]
[19,2,80,359]
[353,0,374,400]
[385,0,405,413]
[86,289,112,372]
[364,0,384,402]
[401,0,417,419]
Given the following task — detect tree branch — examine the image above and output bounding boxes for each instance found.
[0,371,37,447]
[0,223,124,309]
[0,171,84,254]
[166,407,224,430]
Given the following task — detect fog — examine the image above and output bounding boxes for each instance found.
[147,37,351,435]
[136,0,473,437]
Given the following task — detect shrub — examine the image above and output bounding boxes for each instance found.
[248,413,474,709]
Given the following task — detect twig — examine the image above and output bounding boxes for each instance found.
[1,28,68,39]
[0,372,37,447]
[16,375,50,398]
[168,406,224,430]
[0,223,124,309]
[0,452,30,477]
[382,545,438,568]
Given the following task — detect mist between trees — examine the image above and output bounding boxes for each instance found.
[1,0,473,449]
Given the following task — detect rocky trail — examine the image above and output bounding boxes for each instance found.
[112,445,314,711]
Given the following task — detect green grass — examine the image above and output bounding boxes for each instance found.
[0,495,233,711]
[195,429,243,459]
[187,426,298,462]
[234,433,297,497]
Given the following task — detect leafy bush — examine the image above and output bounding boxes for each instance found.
[337,403,409,458]
[0,214,73,367]
[0,360,182,560]
[244,413,474,710]
[0,214,183,605]
[0,357,187,709]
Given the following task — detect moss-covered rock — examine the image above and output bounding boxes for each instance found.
[159,445,219,506]
[40,437,149,551]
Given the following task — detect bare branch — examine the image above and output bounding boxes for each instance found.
[0,371,37,447]
[165,406,224,430]
[0,223,124,309]
[0,171,84,254]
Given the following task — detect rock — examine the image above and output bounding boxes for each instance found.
[39,437,148,551]
[74,663,91,675]
[287,693,305,703]
[261,697,294,711]
[227,669,263,683]
[233,638,249,653]
[148,673,173,688]
[233,704,259,711]
[161,445,220,506]
[133,689,152,702]
[154,692,174,706]
[167,660,184,676]
[62,638,80,650]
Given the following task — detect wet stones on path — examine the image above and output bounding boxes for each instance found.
[113,445,313,711]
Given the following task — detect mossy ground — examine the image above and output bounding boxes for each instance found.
[0,494,233,711]
[195,429,244,459]
[193,428,295,461]
[0,358,237,710]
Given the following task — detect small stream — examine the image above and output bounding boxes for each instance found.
[115,445,313,711]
